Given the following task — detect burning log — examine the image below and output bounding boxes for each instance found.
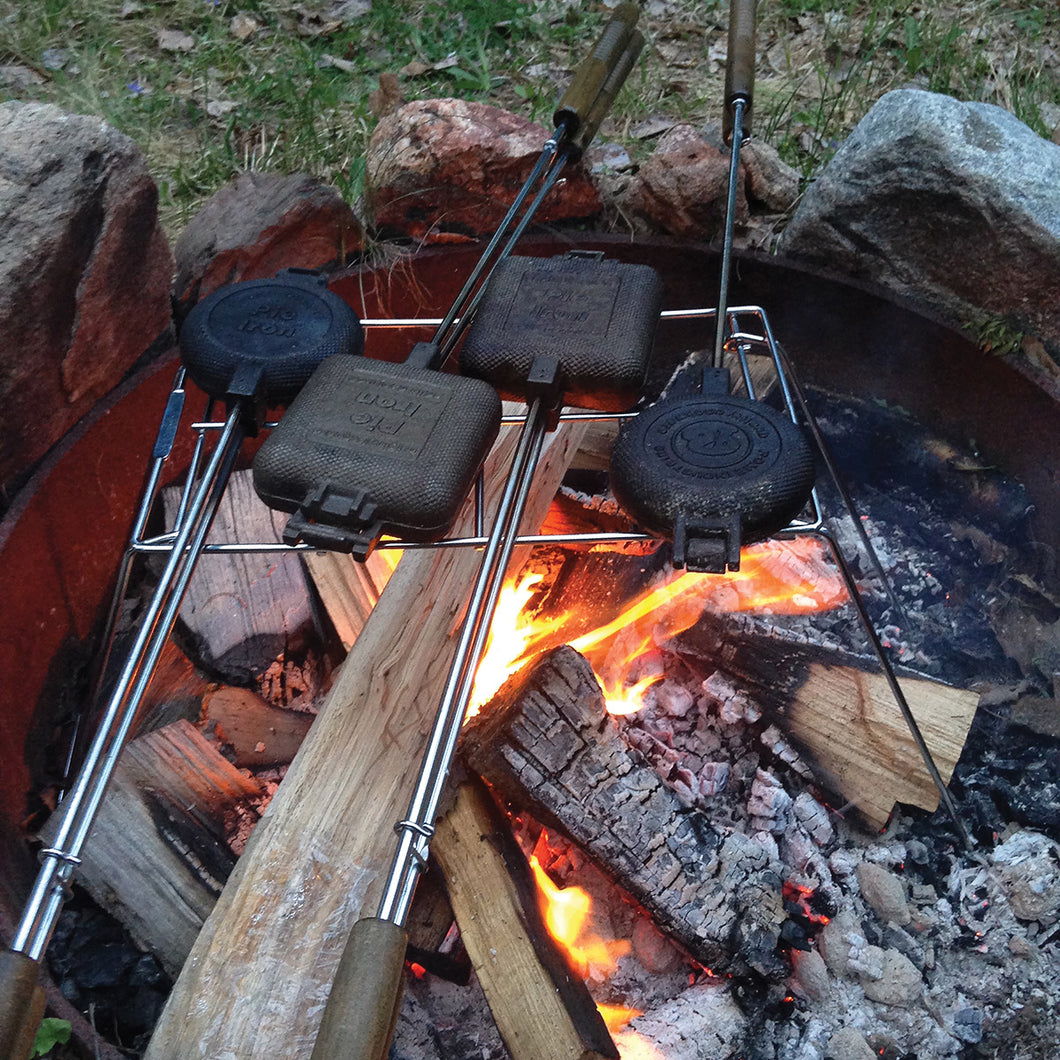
[145,413,588,1059]
[432,778,618,1060]
[462,645,788,979]
[44,720,264,979]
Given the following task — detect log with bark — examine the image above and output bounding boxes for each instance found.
[145,412,588,1059]
[161,470,322,683]
[671,614,980,828]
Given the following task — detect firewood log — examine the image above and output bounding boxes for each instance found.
[462,645,788,979]
[145,412,588,1060]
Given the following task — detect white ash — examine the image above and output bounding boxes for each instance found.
[562,655,1060,1058]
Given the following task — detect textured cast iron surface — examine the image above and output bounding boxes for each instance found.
[179,274,364,404]
[459,254,663,411]
[252,355,501,539]
[610,394,817,543]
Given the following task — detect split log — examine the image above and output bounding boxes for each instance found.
[432,778,618,1060]
[671,615,979,828]
[146,413,588,1059]
[786,664,977,829]
[303,502,615,1053]
[202,686,313,769]
[303,547,397,651]
[162,469,321,683]
[52,720,263,979]
[462,645,788,979]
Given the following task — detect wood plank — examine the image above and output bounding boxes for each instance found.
[433,779,618,1060]
[145,412,588,1060]
[62,720,263,979]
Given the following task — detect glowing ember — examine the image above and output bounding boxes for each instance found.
[613,1028,668,1060]
[529,854,630,979]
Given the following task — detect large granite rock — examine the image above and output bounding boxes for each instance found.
[173,171,364,312]
[0,101,173,497]
[366,98,601,242]
[780,89,1060,356]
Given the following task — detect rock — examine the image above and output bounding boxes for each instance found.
[173,171,363,311]
[992,830,1060,922]
[622,123,737,238]
[825,1026,877,1060]
[366,99,600,242]
[858,947,922,1006]
[780,89,1060,360]
[855,862,912,926]
[622,123,801,241]
[0,101,173,497]
[790,947,830,1001]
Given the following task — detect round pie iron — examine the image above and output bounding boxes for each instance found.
[609,370,816,573]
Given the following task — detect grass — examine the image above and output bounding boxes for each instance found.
[1,0,1058,237]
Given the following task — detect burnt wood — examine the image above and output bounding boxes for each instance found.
[462,645,788,978]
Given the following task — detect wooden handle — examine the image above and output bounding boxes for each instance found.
[0,951,47,1060]
[310,917,407,1060]
[724,0,757,142]
[553,2,640,139]
[575,29,646,154]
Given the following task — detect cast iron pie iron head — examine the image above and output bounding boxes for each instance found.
[252,341,503,557]
[179,269,365,417]
[609,367,816,574]
[459,251,664,413]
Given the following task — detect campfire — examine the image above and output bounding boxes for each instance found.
[6,235,1059,1060]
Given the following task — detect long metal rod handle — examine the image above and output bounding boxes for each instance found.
[712,96,746,370]
[429,133,566,355]
[437,155,570,365]
[817,527,973,851]
[388,413,548,924]
[376,399,547,924]
[12,406,246,960]
[769,336,908,623]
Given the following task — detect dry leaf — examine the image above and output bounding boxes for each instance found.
[400,60,430,77]
[319,53,358,73]
[158,29,195,53]
[368,72,403,117]
[230,13,260,41]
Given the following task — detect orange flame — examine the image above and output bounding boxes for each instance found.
[529,854,630,979]
[468,537,847,719]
